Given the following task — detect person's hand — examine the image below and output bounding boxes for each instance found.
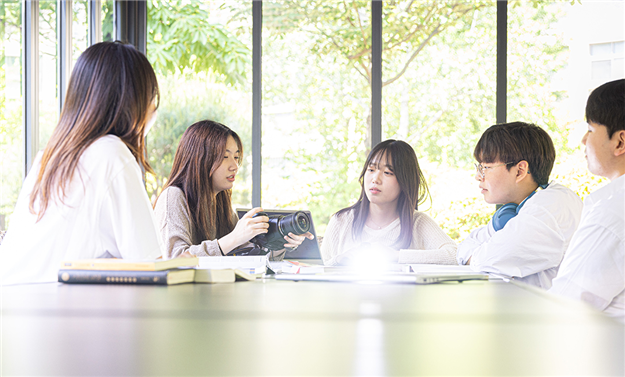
[283,232,314,249]
[334,243,399,266]
[373,244,400,263]
[335,248,363,266]
[218,208,268,254]
[231,207,269,245]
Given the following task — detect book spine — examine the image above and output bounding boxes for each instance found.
[58,269,169,285]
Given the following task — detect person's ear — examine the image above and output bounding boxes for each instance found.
[515,160,530,182]
[613,130,625,157]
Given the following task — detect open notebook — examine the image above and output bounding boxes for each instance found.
[236,208,321,259]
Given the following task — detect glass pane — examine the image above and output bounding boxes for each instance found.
[591,60,611,81]
[263,0,371,235]
[146,1,253,208]
[39,0,58,151]
[508,0,624,202]
[0,0,23,230]
[613,57,624,79]
[102,0,113,42]
[590,42,612,56]
[72,0,88,65]
[614,41,624,54]
[382,1,497,241]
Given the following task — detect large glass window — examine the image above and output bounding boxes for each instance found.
[508,0,624,201]
[146,0,253,207]
[38,0,57,151]
[262,0,371,235]
[72,0,89,65]
[382,1,497,241]
[0,0,22,230]
[102,0,113,42]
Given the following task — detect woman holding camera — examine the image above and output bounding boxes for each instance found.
[154,120,313,259]
[1,42,164,284]
[321,140,457,266]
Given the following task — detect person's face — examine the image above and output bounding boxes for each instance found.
[582,122,616,179]
[211,136,240,193]
[364,153,401,207]
[475,161,518,204]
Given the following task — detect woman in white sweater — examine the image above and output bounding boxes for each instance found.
[321,140,457,266]
[1,42,164,284]
[154,121,312,259]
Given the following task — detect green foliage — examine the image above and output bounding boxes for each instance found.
[145,75,252,207]
[0,1,23,229]
[435,196,492,242]
[102,0,113,41]
[148,0,250,86]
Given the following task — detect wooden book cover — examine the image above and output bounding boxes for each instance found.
[60,257,199,271]
[58,268,196,285]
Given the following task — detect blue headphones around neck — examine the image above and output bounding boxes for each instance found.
[492,184,549,231]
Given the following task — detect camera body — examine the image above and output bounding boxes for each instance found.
[226,210,312,257]
[251,211,311,252]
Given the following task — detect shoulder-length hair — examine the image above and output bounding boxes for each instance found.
[29,41,159,220]
[336,139,430,249]
[161,120,243,241]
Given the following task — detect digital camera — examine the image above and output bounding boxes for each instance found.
[251,211,311,252]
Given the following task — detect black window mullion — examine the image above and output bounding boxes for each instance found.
[88,0,102,46]
[496,0,507,124]
[252,0,262,207]
[371,0,382,147]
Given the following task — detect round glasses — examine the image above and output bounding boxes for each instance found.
[474,162,515,179]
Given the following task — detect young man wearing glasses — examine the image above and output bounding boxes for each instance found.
[456,121,583,288]
[549,79,625,322]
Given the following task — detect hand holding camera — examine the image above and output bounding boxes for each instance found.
[218,207,268,254]
[250,211,313,252]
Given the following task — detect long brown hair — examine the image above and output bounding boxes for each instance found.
[29,41,159,219]
[161,120,243,240]
[336,140,430,249]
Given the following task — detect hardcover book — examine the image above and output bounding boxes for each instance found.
[60,257,199,271]
[58,268,196,285]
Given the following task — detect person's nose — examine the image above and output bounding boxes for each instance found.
[581,131,588,146]
[371,170,381,184]
[474,171,484,182]
[229,157,238,171]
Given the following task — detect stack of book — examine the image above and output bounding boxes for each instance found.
[58,257,256,285]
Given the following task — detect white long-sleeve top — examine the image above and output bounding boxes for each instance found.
[321,209,457,266]
[0,135,164,285]
[549,174,625,323]
[456,182,583,289]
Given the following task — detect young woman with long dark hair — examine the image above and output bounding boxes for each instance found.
[1,42,164,284]
[154,120,313,259]
[321,140,456,266]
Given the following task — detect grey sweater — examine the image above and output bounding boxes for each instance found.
[154,186,285,260]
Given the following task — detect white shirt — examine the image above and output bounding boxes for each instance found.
[457,182,583,288]
[549,174,625,323]
[321,209,457,266]
[0,136,164,285]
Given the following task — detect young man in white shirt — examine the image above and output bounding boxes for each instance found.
[549,79,625,322]
[456,122,583,288]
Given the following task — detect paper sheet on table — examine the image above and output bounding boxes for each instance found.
[409,264,484,274]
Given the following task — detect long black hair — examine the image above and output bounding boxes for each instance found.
[336,140,430,249]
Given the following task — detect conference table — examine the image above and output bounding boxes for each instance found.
[1,265,623,376]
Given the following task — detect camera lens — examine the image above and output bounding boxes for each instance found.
[279,211,310,236]
[251,211,312,252]
[297,215,309,231]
